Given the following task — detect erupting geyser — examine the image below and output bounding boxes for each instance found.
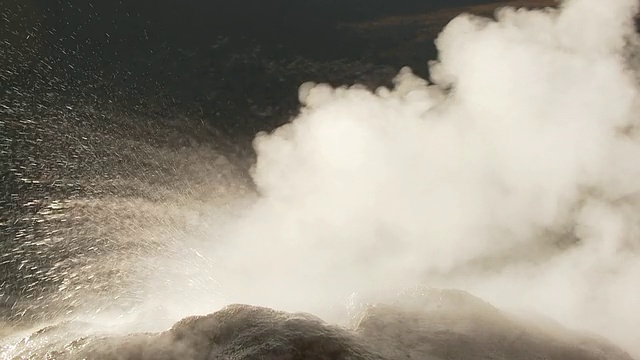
[3,0,640,358]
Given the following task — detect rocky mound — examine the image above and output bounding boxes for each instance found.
[4,289,633,360]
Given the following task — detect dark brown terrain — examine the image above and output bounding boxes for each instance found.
[6,290,635,359]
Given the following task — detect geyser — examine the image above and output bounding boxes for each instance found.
[3,0,640,358]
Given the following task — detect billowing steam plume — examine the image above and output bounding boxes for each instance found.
[189,0,640,355]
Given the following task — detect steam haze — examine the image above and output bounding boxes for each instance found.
[178,0,640,355]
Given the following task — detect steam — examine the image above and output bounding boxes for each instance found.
[172,0,640,355]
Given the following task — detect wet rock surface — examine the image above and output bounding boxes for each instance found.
[4,290,633,360]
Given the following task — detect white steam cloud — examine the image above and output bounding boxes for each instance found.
[138,0,640,356]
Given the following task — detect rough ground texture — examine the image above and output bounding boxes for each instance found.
[4,290,634,360]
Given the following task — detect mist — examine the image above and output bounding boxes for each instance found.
[44,0,640,357]
[127,0,639,355]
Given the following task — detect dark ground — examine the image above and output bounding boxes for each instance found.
[1,0,557,140]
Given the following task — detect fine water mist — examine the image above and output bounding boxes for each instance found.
[3,0,640,358]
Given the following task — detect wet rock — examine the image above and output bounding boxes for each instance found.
[355,289,633,360]
[7,290,633,360]
[76,304,382,360]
